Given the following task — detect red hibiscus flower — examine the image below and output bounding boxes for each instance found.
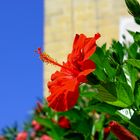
[58,116,70,129]
[38,33,100,112]
[16,131,28,140]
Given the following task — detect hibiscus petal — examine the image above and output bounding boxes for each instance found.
[72,34,86,53]
[73,34,80,47]
[47,78,79,112]
[68,34,86,63]
[79,59,96,71]
[77,60,96,82]
[83,33,100,60]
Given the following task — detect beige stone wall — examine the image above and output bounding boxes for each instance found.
[44,0,129,96]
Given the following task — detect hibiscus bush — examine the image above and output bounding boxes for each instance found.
[1,0,140,140]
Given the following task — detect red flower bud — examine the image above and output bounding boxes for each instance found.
[109,121,138,140]
[32,120,42,131]
[104,127,111,140]
[30,131,36,139]
[35,101,43,114]
[0,136,6,140]
[37,102,43,110]
[58,116,70,129]
[41,135,52,140]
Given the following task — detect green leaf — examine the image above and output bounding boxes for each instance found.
[2,124,18,140]
[123,63,138,92]
[111,42,124,64]
[80,91,96,98]
[90,47,108,81]
[93,66,107,81]
[71,118,93,139]
[134,32,140,43]
[107,82,134,108]
[101,43,106,52]
[128,123,140,137]
[95,114,105,132]
[125,0,140,24]
[130,113,140,127]
[116,82,134,106]
[127,59,140,69]
[58,108,88,122]
[128,30,136,36]
[35,117,64,140]
[86,73,100,85]
[128,31,140,44]
[107,100,129,108]
[94,84,117,102]
[63,132,85,140]
[116,66,127,83]
[84,102,118,115]
[128,43,138,59]
[125,0,140,15]
[90,47,105,69]
[103,58,116,79]
[91,46,117,80]
[134,83,140,109]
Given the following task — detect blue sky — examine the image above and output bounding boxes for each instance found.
[0,0,43,130]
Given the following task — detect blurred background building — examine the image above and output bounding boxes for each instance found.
[44,0,129,96]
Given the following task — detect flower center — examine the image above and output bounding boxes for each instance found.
[37,48,79,75]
